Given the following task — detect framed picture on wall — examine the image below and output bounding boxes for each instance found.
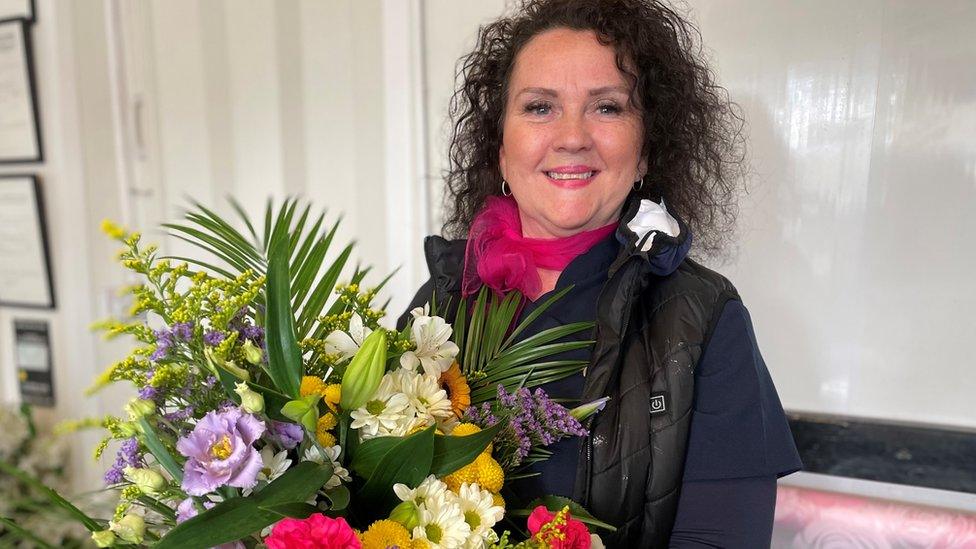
[0,175,55,308]
[0,18,43,163]
[0,0,34,23]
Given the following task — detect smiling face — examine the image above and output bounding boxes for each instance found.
[499,27,646,239]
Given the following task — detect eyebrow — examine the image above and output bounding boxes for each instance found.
[516,85,631,98]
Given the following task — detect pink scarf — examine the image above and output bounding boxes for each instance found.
[462,195,618,299]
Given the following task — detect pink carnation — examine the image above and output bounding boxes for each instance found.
[265,514,360,549]
[527,506,591,549]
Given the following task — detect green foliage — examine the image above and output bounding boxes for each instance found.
[155,460,335,549]
[265,230,303,397]
[448,286,594,404]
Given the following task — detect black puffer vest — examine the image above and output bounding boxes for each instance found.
[399,199,739,547]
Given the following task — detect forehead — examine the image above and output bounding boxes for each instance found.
[510,28,629,92]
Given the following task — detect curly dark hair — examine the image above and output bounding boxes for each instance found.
[442,0,747,257]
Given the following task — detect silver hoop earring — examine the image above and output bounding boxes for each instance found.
[633,178,644,191]
[501,180,512,196]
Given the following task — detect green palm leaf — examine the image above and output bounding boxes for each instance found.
[447,286,595,405]
[163,197,380,342]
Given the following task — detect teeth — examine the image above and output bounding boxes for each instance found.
[547,171,594,180]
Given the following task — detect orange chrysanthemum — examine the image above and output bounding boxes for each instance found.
[300,376,328,398]
[323,383,341,412]
[439,362,471,418]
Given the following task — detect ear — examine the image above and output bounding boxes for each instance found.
[637,156,648,180]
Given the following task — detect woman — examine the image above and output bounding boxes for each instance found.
[400,1,802,546]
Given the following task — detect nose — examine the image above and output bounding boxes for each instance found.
[553,112,593,153]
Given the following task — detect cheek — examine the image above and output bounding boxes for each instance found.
[503,124,549,171]
[597,125,643,170]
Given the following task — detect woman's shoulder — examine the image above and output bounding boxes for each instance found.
[668,257,740,299]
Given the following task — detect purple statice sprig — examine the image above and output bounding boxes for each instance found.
[150,321,195,361]
[464,384,588,472]
[104,437,143,485]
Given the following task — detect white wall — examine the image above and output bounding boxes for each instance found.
[0,0,127,492]
[0,0,431,493]
[689,0,976,427]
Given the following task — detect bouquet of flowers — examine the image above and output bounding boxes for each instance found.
[3,199,614,548]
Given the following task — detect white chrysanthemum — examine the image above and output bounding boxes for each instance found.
[457,482,505,544]
[393,368,454,425]
[323,312,372,360]
[400,314,459,377]
[243,447,291,496]
[350,373,411,439]
[394,474,451,507]
[412,491,471,549]
[303,445,351,490]
[259,447,291,482]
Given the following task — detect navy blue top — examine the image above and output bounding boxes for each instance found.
[508,232,802,544]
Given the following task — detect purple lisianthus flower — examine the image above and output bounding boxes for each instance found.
[176,407,266,496]
[266,421,303,450]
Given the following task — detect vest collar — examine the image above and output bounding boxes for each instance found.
[609,195,692,277]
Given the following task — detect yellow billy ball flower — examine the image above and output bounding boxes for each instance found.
[451,422,492,455]
[475,453,505,493]
[410,538,431,549]
[360,519,411,549]
[492,491,505,509]
[443,459,480,493]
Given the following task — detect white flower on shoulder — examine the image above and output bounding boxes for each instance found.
[410,303,431,318]
[350,373,410,439]
[400,314,459,377]
[456,482,504,543]
[303,445,351,490]
[626,199,681,252]
[324,313,372,360]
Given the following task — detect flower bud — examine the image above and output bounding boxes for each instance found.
[389,500,420,530]
[109,513,145,544]
[242,339,264,365]
[234,381,265,414]
[117,421,139,437]
[204,348,251,381]
[125,398,155,420]
[281,394,320,432]
[123,466,166,494]
[570,396,610,421]
[91,529,117,547]
[221,360,251,381]
[340,330,388,411]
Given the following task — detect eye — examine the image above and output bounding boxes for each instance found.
[597,102,622,115]
[524,101,552,116]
